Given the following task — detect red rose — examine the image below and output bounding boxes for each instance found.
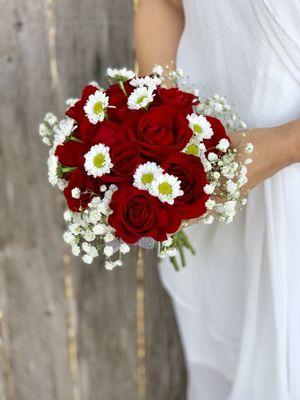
[64,169,100,212]
[108,186,181,243]
[92,120,127,147]
[55,140,88,168]
[66,84,101,143]
[66,84,97,123]
[105,81,134,123]
[162,152,209,220]
[154,87,198,114]
[203,116,230,152]
[127,106,192,161]
[101,142,142,184]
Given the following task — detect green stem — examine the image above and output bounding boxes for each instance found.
[69,136,83,144]
[170,256,179,272]
[62,166,77,174]
[177,237,186,267]
[179,230,196,255]
[119,81,127,96]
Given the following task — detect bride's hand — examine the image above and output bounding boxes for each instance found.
[184,120,300,228]
[228,121,300,192]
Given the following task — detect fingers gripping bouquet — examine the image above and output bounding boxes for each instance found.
[39,66,253,270]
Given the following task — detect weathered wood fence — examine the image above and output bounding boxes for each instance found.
[0,0,186,399]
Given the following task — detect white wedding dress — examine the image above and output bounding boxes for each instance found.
[159,1,300,399]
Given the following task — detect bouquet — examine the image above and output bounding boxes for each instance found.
[39,65,253,270]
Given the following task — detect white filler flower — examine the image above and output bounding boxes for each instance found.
[152,64,164,76]
[150,173,183,205]
[84,90,109,124]
[187,114,213,140]
[71,187,81,199]
[107,67,135,81]
[84,144,113,178]
[128,86,155,110]
[216,138,230,152]
[47,154,59,186]
[133,162,163,190]
[130,76,161,88]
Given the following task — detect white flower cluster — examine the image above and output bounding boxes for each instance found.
[63,185,130,269]
[127,68,162,110]
[107,67,135,82]
[133,162,183,205]
[39,113,76,190]
[158,237,178,259]
[183,110,252,224]
[194,94,247,131]
[182,110,252,224]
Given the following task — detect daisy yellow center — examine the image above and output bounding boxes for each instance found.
[141,173,154,185]
[93,153,106,168]
[137,95,148,105]
[158,182,173,196]
[93,101,104,115]
[186,143,199,156]
[193,124,203,134]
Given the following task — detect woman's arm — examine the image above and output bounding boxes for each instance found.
[134,0,300,193]
[230,120,300,192]
[134,0,184,75]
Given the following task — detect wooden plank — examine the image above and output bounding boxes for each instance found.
[0,0,187,398]
[53,1,138,399]
[144,251,187,399]
[0,0,73,398]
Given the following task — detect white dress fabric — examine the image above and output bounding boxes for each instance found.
[159,1,300,399]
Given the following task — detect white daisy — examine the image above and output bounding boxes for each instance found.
[84,90,109,124]
[187,114,214,140]
[107,67,135,81]
[133,162,163,190]
[84,143,113,178]
[150,173,183,205]
[130,76,161,88]
[127,86,155,110]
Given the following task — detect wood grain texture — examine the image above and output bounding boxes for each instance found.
[0,0,186,398]
[144,251,187,400]
[0,0,73,398]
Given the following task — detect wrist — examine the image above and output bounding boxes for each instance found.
[284,120,300,164]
